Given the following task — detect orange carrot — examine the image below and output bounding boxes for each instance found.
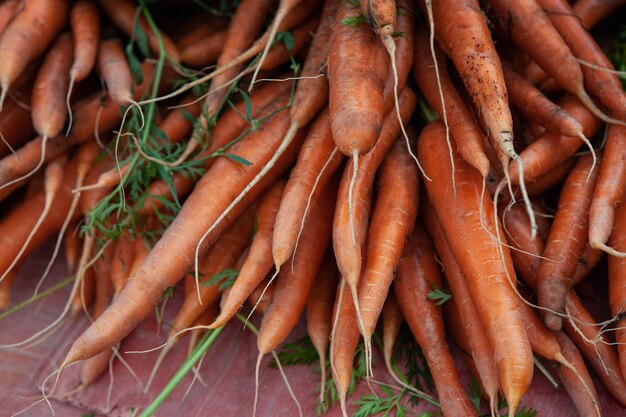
[247,277,275,315]
[272,110,343,267]
[554,331,601,417]
[589,125,626,255]
[537,0,626,120]
[0,0,21,36]
[570,244,603,286]
[608,202,626,379]
[362,0,395,36]
[525,159,575,196]
[97,0,179,62]
[306,251,339,405]
[257,176,337,354]
[538,152,601,331]
[63,94,305,365]
[157,93,202,144]
[0,0,68,108]
[110,233,135,296]
[97,39,132,106]
[413,26,489,178]
[423,201,500,412]
[573,0,626,29]
[418,121,533,415]
[328,0,387,157]
[394,225,477,417]
[212,179,287,328]
[180,29,227,67]
[509,94,602,184]
[0,91,34,158]
[358,138,419,351]
[381,290,402,374]
[502,62,584,138]
[68,1,100,84]
[381,0,413,111]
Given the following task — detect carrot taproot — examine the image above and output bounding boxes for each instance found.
[145,205,256,391]
[573,0,626,29]
[62,94,305,365]
[589,124,626,256]
[328,0,387,157]
[503,202,626,406]
[212,179,286,328]
[0,91,34,158]
[363,0,395,36]
[381,0,413,110]
[247,277,275,315]
[155,92,203,145]
[97,39,133,107]
[490,0,621,128]
[0,0,68,109]
[413,26,489,178]
[97,0,179,62]
[525,158,575,196]
[358,138,419,355]
[68,0,99,84]
[418,121,533,415]
[306,251,338,405]
[272,110,343,267]
[257,176,336,356]
[554,331,601,417]
[0,0,21,36]
[423,200,500,413]
[180,29,227,67]
[110,233,135,296]
[608,202,626,379]
[332,88,415,363]
[394,224,477,417]
[502,62,584,138]
[381,290,402,377]
[64,225,81,274]
[509,94,602,184]
[570,244,603,286]
[537,0,626,121]
[538,152,601,331]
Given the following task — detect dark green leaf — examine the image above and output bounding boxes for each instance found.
[282,31,295,52]
[133,19,151,57]
[427,288,452,306]
[269,336,319,368]
[223,153,252,166]
[341,14,367,27]
[202,268,240,290]
[126,45,144,84]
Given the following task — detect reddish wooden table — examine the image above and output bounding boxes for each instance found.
[1,243,625,417]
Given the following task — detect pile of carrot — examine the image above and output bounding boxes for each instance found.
[0,0,626,416]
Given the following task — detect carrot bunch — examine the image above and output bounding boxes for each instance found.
[0,1,626,416]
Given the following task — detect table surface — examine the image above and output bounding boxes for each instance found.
[1,242,625,417]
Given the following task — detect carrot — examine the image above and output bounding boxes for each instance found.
[570,244,603,286]
[110,233,135,296]
[0,0,68,108]
[525,159,575,196]
[538,152,601,331]
[502,202,626,406]
[180,29,227,67]
[573,0,626,29]
[70,263,94,316]
[97,0,179,62]
[306,251,338,405]
[329,277,362,417]
[332,88,415,361]
[502,62,584,138]
[509,94,602,184]
[62,94,304,365]
[68,0,99,84]
[212,179,287,328]
[97,39,133,107]
[0,62,163,191]
[423,200,500,413]
[608,202,626,379]
[0,91,34,158]
[490,0,621,128]
[362,0,395,36]
[537,0,626,121]
[381,0,413,109]
[358,138,419,359]
[413,26,489,178]
[589,124,626,256]
[0,0,21,36]
[381,290,402,377]
[257,176,336,355]
[394,224,477,417]
[156,93,202,145]
[0,269,17,309]
[64,225,81,274]
[328,0,387,157]
[272,110,343,267]
[138,80,291,215]
[145,205,256,391]
[418,121,533,415]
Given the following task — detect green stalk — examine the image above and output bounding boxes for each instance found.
[138,326,224,417]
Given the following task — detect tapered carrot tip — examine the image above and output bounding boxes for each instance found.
[0,291,9,310]
[544,313,563,332]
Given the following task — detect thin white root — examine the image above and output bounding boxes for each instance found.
[578,91,626,127]
[577,59,626,77]
[383,354,439,406]
[193,121,299,303]
[0,134,48,191]
[144,342,173,393]
[348,151,358,247]
[272,350,303,417]
[0,131,18,157]
[318,352,327,405]
[253,352,263,417]
[249,8,289,90]
[65,75,76,136]
[575,132,598,182]
[533,355,559,388]
[514,157,538,240]
[246,268,280,325]
[593,241,626,258]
